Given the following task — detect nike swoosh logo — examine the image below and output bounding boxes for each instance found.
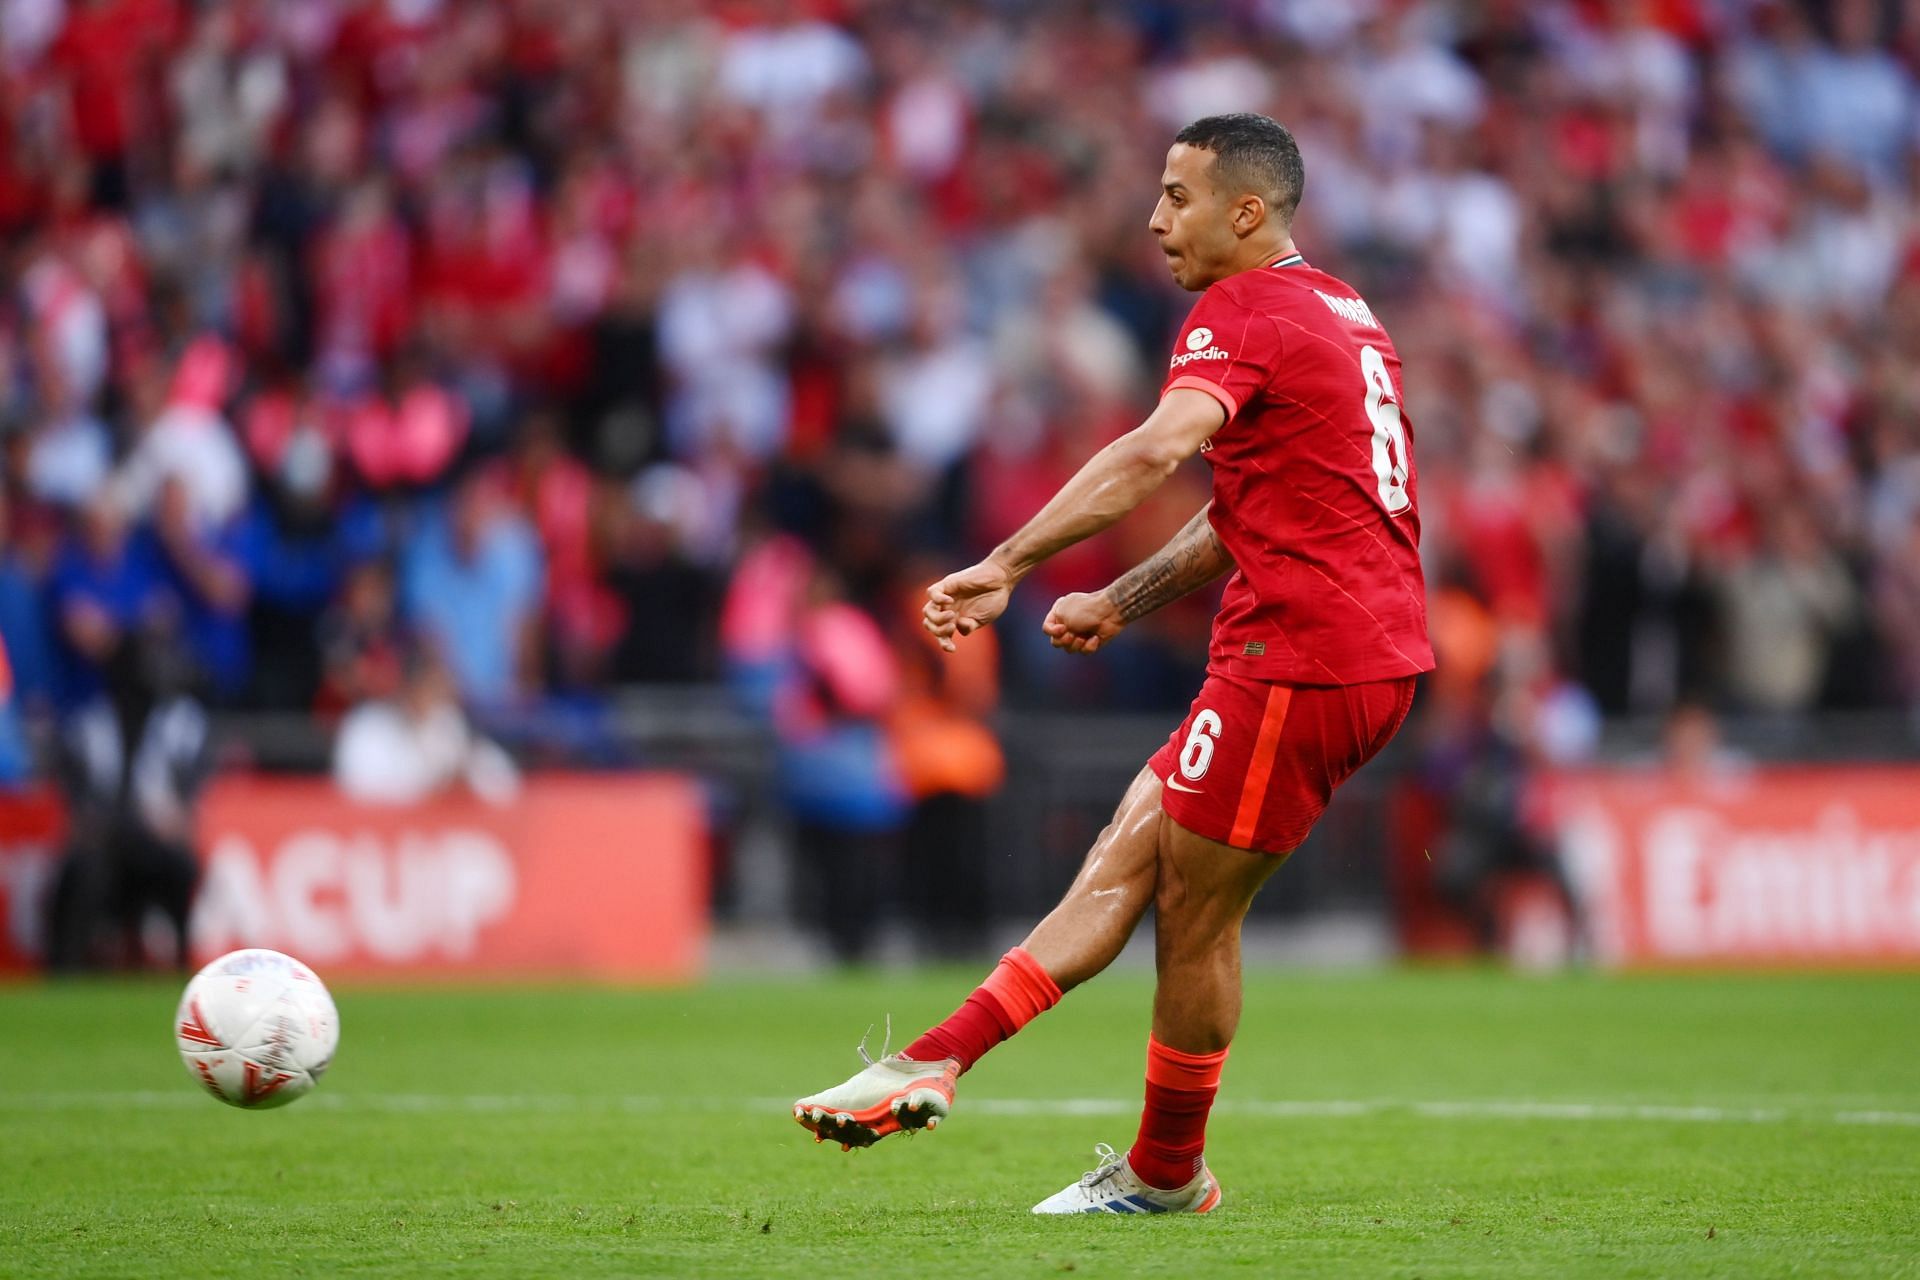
[1165,778,1204,794]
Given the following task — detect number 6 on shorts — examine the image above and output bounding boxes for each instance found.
[1179,709,1223,781]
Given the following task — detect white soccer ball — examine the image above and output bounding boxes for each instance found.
[175,949,340,1110]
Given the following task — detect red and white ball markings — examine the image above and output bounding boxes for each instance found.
[174,949,340,1110]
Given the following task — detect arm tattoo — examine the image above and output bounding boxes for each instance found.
[1105,504,1233,624]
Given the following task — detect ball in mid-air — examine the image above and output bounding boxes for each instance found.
[175,949,339,1109]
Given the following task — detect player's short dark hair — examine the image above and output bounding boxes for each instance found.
[1173,113,1305,222]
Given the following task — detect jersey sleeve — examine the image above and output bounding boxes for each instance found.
[1159,285,1280,423]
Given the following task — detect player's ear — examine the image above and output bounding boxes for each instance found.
[1231,193,1268,239]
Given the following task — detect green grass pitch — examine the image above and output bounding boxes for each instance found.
[2,968,1917,1278]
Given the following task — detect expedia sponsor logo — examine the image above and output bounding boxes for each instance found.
[1170,346,1230,368]
[1186,327,1214,351]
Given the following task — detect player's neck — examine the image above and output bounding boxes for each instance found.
[1223,237,1300,280]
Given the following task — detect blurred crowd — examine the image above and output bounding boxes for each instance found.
[7,0,1920,806]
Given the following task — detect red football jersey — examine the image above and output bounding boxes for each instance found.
[1161,253,1434,685]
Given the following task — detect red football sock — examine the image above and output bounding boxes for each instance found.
[1127,1036,1229,1191]
[901,947,1062,1072]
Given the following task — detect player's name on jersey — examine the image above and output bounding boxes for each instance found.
[1315,289,1381,330]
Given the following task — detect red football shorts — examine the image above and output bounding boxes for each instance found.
[1147,673,1417,855]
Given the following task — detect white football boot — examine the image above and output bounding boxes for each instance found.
[1031,1143,1222,1215]
[792,1050,961,1150]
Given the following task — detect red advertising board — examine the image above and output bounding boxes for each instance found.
[1548,767,1920,967]
[0,774,708,981]
[0,790,66,974]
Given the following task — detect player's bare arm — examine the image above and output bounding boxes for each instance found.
[922,387,1225,652]
[1043,502,1233,655]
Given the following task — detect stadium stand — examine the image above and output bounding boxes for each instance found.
[6,0,1920,954]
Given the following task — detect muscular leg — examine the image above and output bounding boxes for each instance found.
[1123,817,1288,1192]
[1151,818,1288,1051]
[897,765,1165,1071]
[1020,765,1165,991]
[796,766,1170,1148]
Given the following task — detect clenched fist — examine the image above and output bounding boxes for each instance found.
[1042,591,1126,654]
